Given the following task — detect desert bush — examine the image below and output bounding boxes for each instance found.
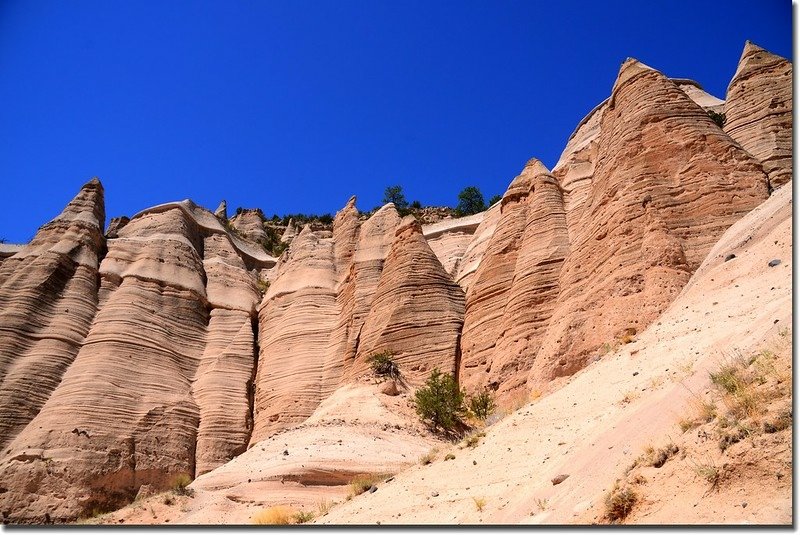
[707,110,726,127]
[414,368,467,433]
[293,510,315,524]
[472,496,487,512]
[605,485,637,521]
[419,448,438,465]
[171,473,193,496]
[251,506,293,525]
[368,351,401,380]
[468,389,495,421]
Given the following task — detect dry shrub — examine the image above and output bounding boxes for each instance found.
[349,474,386,497]
[605,485,637,521]
[251,506,293,525]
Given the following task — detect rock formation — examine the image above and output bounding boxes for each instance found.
[459,59,770,396]
[0,193,270,522]
[724,42,793,191]
[353,217,465,383]
[0,43,790,524]
[214,200,228,219]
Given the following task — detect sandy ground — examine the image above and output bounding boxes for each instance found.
[87,183,791,525]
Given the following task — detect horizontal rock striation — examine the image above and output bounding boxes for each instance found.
[0,179,105,452]
[724,41,793,191]
[0,187,263,522]
[0,42,789,524]
[251,201,465,441]
[459,57,770,397]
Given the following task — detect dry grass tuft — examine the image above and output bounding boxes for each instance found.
[251,506,293,525]
[472,496,487,512]
[605,485,637,522]
[349,473,387,497]
[293,510,315,524]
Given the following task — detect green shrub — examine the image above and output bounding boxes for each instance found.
[708,110,726,128]
[468,389,495,421]
[368,351,400,380]
[414,369,466,433]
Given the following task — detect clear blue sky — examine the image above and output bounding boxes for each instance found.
[0,0,792,243]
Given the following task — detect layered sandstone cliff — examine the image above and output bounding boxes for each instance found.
[0,43,790,524]
[724,41,793,191]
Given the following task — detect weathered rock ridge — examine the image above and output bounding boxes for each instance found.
[0,43,790,523]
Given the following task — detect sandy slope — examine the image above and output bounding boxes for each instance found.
[318,183,791,525]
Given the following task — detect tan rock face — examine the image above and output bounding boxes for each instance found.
[724,42,793,191]
[251,226,340,443]
[0,179,105,451]
[532,60,769,383]
[0,189,262,522]
[251,201,463,440]
[353,217,465,384]
[422,212,483,277]
[230,209,267,244]
[460,59,770,397]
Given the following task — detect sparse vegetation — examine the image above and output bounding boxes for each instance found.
[163,495,174,506]
[488,194,502,206]
[256,276,270,296]
[462,431,485,449]
[316,499,335,516]
[692,462,722,490]
[472,496,487,512]
[419,448,438,465]
[171,473,193,497]
[605,485,637,522]
[707,109,727,128]
[251,506,293,525]
[293,510,315,524]
[349,474,385,497]
[643,443,678,468]
[368,351,401,380]
[444,453,456,461]
[534,498,549,512]
[468,389,496,421]
[414,368,467,434]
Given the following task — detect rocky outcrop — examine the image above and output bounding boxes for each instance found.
[105,216,130,238]
[459,59,770,396]
[251,226,341,444]
[230,209,268,245]
[214,200,228,220]
[529,59,769,383]
[353,217,465,383]
[0,179,105,451]
[0,190,264,522]
[422,213,483,277]
[724,42,793,191]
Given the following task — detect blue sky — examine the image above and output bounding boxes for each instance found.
[0,0,792,242]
